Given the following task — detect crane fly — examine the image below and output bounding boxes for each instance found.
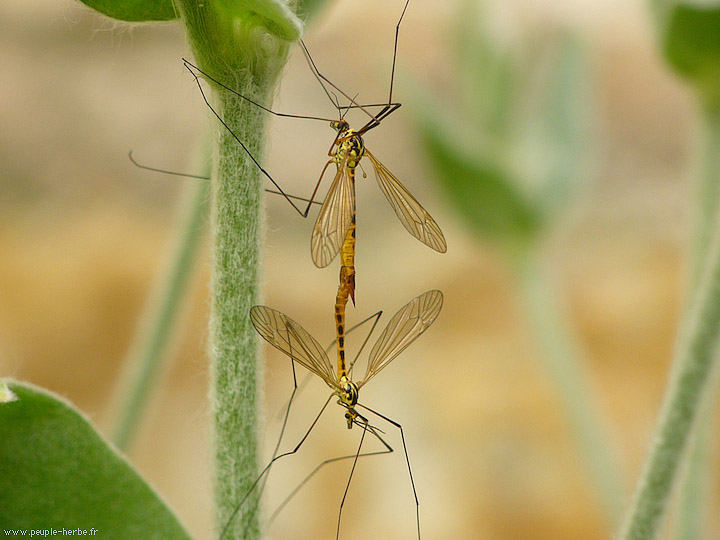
[220,289,443,540]
[252,288,442,427]
[181,0,446,276]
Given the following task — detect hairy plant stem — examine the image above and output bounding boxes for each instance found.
[208,84,269,540]
[514,248,624,527]
[673,102,720,540]
[111,176,209,452]
[171,0,299,535]
[618,104,720,540]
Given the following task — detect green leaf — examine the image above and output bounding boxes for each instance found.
[661,2,720,97]
[0,380,192,540]
[418,113,542,251]
[296,0,332,23]
[0,380,18,403]
[454,0,520,140]
[522,31,590,215]
[77,0,178,22]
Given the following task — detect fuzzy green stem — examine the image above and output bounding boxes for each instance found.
[111,176,210,452]
[674,389,714,540]
[208,83,269,540]
[672,101,720,540]
[618,104,720,538]
[171,1,299,536]
[689,104,720,293]
[515,249,624,527]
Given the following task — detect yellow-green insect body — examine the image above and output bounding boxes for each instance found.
[331,120,365,170]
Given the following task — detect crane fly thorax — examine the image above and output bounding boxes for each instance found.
[331,121,364,169]
[337,376,359,408]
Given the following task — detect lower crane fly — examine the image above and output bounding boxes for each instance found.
[219,289,443,540]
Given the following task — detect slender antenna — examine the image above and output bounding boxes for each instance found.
[299,40,383,125]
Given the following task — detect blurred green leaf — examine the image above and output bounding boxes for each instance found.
[296,0,332,23]
[455,4,520,140]
[0,380,18,403]
[661,2,720,97]
[413,5,590,255]
[0,380,192,540]
[522,32,590,215]
[418,112,542,249]
[77,0,177,22]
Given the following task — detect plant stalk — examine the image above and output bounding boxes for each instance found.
[515,248,624,527]
[672,101,720,540]
[112,176,209,452]
[618,104,720,539]
[171,1,299,536]
[207,82,269,540]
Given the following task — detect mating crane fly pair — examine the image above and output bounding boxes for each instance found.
[161,1,447,539]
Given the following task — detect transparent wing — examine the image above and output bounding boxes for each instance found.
[250,306,339,390]
[358,290,443,388]
[310,158,356,268]
[366,150,447,253]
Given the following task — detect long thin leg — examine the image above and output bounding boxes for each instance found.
[185,57,398,129]
[184,63,317,218]
[357,403,421,540]
[299,0,411,132]
[346,310,383,378]
[218,394,334,540]
[265,413,394,529]
[388,0,412,105]
[336,416,368,540]
[183,58,336,124]
[128,151,323,207]
[335,412,397,540]
[357,102,402,136]
[241,359,301,540]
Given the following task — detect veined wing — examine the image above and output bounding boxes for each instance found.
[358,290,443,388]
[310,157,356,268]
[250,306,339,390]
[366,149,447,254]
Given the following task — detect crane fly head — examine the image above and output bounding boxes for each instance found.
[331,119,350,134]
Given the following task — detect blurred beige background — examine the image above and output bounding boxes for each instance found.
[0,0,707,539]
